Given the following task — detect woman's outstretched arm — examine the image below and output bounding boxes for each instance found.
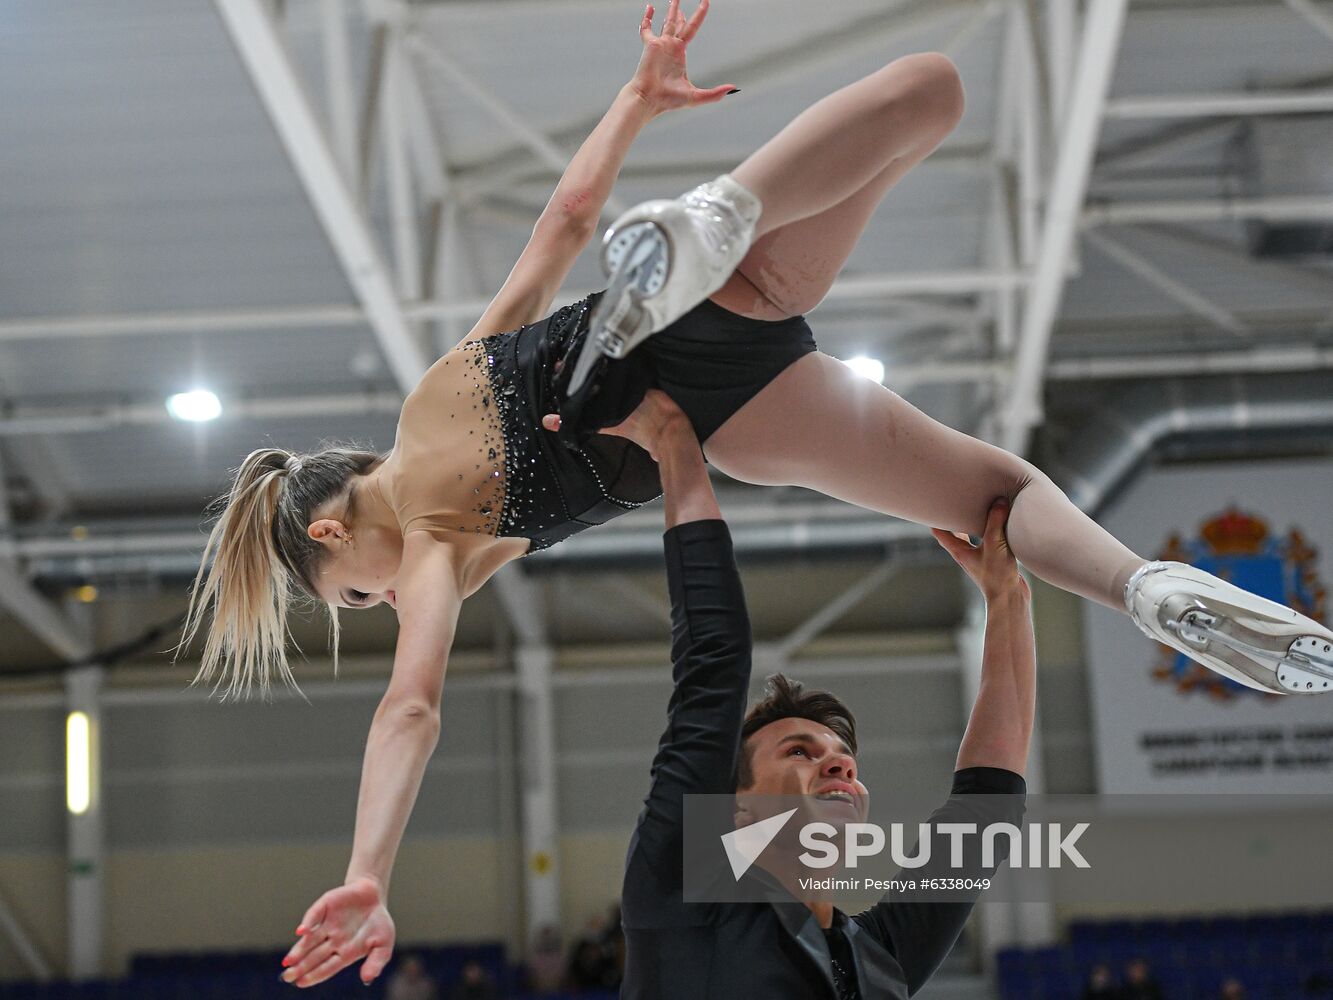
[279,533,465,989]
[464,0,736,342]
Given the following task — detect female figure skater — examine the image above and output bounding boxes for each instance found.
[186,1,1332,988]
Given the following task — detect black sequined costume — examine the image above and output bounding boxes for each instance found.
[477,291,817,551]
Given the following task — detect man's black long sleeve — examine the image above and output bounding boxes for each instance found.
[622,519,752,929]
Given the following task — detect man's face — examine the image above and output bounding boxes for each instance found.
[736,717,869,825]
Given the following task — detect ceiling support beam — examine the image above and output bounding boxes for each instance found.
[1000,0,1129,455]
[0,391,401,438]
[408,34,627,223]
[453,0,980,204]
[0,559,93,662]
[382,33,425,301]
[0,267,1021,344]
[214,0,429,392]
[1281,0,1333,45]
[0,448,93,662]
[763,557,900,662]
[1105,88,1333,118]
[319,0,358,181]
[458,143,993,203]
[1082,229,1250,336]
[1139,222,1333,298]
[356,23,387,201]
[1083,194,1333,227]
[1095,118,1240,171]
[1045,0,1077,129]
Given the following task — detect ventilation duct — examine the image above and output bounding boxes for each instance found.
[1047,373,1333,517]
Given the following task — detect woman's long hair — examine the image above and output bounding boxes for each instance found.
[179,445,381,700]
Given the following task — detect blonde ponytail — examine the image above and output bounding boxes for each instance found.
[180,445,381,701]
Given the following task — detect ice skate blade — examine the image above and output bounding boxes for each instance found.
[565,224,669,396]
[1163,605,1333,695]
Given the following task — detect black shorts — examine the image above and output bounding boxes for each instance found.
[558,290,817,445]
[485,292,816,551]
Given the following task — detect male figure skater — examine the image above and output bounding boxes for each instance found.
[617,390,1034,999]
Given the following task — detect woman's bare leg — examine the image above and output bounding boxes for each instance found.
[711,52,964,320]
[703,353,1147,611]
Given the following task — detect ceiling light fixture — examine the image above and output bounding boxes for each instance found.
[166,390,222,422]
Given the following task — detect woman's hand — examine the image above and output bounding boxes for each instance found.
[629,0,737,114]
[280,876,396,988]
[545,388,692,461]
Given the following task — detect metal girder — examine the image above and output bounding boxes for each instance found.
[319,0,358,180]
[1000,0,1129,455]
[1138,223,1333,298]
[766,558,900,661]
[0,266,1020,344]
[1281,0,1333,44]
[0,885,50,980]
[1105,89,1333,118]
[453,0,981,203]
[0,448,92,662]
[407,33,627,222]
[214,0,429,392]
[357,22,388,199]
[458,142,991,204]
[1095,118,1240,171]
[941,0,1004,58]
[1046,0,1076,128]
[0,391,401,437]
[382,34,425,300]
[1082,229,1249,336]
[0,558,93,662]
[491,566,547,647]
[1083,195,1333,227]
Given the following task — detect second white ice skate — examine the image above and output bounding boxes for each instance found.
[1125,560,1333,695]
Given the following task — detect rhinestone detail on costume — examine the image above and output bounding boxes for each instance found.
[455,339,506,537]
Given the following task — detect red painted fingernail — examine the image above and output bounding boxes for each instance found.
[296,926,305,935]
[282,958,292,968]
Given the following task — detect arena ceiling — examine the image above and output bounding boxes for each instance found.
[1,0,1331,677]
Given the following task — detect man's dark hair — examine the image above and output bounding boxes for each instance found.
[736,674,858,788]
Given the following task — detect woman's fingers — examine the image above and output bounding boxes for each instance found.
[295,948,350,988]
[690,83,739,106]
[541,413,561,432]
[679,0,709,43]
[663,0,682,35]
[640,3,654,42]
[296,900,326,938]
[285,936,338,984]
[361,940,394,985]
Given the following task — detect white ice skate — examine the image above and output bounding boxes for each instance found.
[563,174,762,395]
[1125,560,1333,695]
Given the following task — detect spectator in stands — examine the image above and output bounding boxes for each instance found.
[602,902,626,985]
[448,960,498,1000]
[567,913,618,991]
[1083,962,1120,999]
[1122,957,1165,1000]
[567,938,616,991]
[1305,969,1333,996]
[1218,977,1246,1000]
[525,924,565,995]
[386,955,439,1000]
